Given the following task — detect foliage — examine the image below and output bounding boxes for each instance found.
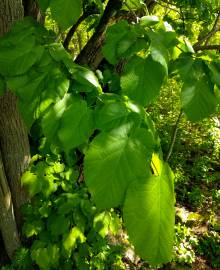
[2,153,125,270]
[0,0,220,268]
[197,232,220,269]
[174,223,198,264]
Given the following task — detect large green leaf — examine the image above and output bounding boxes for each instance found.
[42,94,74,143]
[37,0,50,11]
[121,56,165,106]
[72,66,102,94]
[50,0,82,30]
[147,31,169,75]
[124,162,175,266]
[7,69,46,102]
[207,61,220,86]
[181,75,218,121]
[94,95,144,131]
[84,126,153,209]
[171,56,218,121]
[102,20,130,65]
[49,45,102,93]
[0,36,44,76]
[58,99,94,151]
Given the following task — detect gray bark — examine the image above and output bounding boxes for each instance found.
[0,0,30,259]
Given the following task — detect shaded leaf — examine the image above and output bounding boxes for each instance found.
[102,20,130,65]
[50,0,82,29]
[121,56,165,106]
[58,99,94,151]
[181,75,218,121]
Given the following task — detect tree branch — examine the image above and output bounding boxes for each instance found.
[165,110,183,162]
[194,44,220,52]
[63,14,87,50]
[205,11,220,45]
[76,0,124,68]
[194,11,220,48]
[75,0,157,69]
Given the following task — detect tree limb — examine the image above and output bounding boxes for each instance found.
[194,11,220,48]
[165,110,183,162]
[194,44,220,51]
[76,0,124,68]
[75,0,156,69]
[63,14,87,50]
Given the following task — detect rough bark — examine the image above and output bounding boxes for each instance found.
[22,0,44,23]
[0,92,30,230]
[0,0,30,254]
[0,150,20,259]
[0,0,24,36]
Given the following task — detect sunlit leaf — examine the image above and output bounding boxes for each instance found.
[124,162,175,266]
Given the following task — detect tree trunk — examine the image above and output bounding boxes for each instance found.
[0,0,30,259]
[0,92,30,229]
[0,150,20,259]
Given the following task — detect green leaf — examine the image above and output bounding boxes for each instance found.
[72,65,102,93]
[122,0,145,10]
[58,99,94,151]
[57,193,80,215]
[23,220,44,238]
[207,61,220,86]
[102,20,130,65]
[50,0,82,30]
[42,93,74,143]
[37,0,50,12]
[95,96,144,131]
[63,227,86,257]
[47,214,70,236]
[21,171,41,197]
[147,31,169,75]
[124,162,175,266]
[181,75,218,121]
[0,36,44,76]
[121,56,165,106]
[140,16,159,26]
[31,243,60,270]
[7,69,46,102]
[21,167,58,198]
[84,126,153,209]
[93,211,111,237]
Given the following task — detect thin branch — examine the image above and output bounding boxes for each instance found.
[194,44,220,52]
[63,14,87,50]
[205,12,220,45]
[194,11,220,48]
[165,110,183,162]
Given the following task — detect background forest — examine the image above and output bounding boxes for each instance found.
[0,0,219,269]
